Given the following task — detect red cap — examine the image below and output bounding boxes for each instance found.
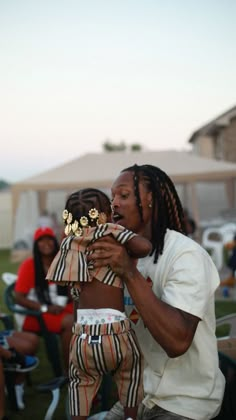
[34,227,55,241]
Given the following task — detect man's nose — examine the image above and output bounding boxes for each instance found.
[111,196,120,208]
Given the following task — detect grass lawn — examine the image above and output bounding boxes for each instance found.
[1,249,236,419]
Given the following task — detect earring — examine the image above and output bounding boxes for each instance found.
[148,202,152,208]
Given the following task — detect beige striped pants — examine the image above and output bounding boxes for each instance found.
[68,318,144,416]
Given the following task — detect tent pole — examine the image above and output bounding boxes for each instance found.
[38,191,48,215]
[11,187,21,219]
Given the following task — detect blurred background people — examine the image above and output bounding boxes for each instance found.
[0,329,39,410]
[14,227,73,372]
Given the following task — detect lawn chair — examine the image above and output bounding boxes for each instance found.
[2,272,17,286]
[216,314,236,339]
[0,312,18,410]
[37,376,69,420]
[4,282,63,377]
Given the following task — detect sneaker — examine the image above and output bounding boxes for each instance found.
[3,349,39,373]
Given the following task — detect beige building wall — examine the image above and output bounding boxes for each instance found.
[224,118,236,162]
[194,135,214,158]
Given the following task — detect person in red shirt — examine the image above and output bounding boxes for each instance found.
[14,227,73,372]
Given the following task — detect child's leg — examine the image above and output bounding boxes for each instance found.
[114,328,144,419]
[69,332,102,418]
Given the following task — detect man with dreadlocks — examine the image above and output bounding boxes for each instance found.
[46,188,152,420]
[87,165,225,420]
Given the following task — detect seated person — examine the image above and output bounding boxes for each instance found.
[221,234,236,287]
[14,227,73,372]
[0,329,39,410]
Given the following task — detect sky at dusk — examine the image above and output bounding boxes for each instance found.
[0,0,236,182]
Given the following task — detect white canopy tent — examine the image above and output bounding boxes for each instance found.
[11,150,236,247]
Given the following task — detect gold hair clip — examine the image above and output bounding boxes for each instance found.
[88,208,99,219]
[80,216,89,227]
[62,207,107,236]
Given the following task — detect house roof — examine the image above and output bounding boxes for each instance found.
[188,105,236,143]
[12,150,236,193]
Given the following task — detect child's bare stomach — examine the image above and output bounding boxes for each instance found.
[78,278,124,312]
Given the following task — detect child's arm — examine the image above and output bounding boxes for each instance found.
[125,235,152,258]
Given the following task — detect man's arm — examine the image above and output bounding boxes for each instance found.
[123,266,200,357]
[126,235,152,258]
[87,236,200,357]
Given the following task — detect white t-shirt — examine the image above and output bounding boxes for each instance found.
[124,229,225,420]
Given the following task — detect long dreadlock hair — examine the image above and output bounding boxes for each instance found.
[33,236,60,304]
[65,188,111,226]
[122,164,187,263]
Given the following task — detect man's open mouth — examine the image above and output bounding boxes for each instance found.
[112,213,123,223]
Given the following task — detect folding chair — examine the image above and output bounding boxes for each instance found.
[216,313,236,339]
[4,283,63,377]
[0,313,18,410]
[37,376,69,420]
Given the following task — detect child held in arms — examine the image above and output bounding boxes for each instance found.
[46,188,152,420]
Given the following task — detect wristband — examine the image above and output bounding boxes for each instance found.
[40,304,48,313]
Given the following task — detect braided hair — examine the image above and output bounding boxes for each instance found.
[65,188,111,226]
[122,164,187,263]
[33,237,60,304]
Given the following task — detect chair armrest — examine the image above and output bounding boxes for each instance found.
[4,283,41,317]
[11,305,41,317]
[0,313,14,329]
[216,314,236,326]
[216,314,236,338]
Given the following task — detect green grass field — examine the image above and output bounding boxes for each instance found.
[0,249,236,419]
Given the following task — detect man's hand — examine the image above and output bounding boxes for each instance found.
[87,236,137,278]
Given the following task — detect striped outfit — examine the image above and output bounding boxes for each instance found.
[69,317,144,416]
[47,223,144,416]
[46,223,136,289]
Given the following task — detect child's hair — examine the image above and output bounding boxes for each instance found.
[65,188,111,225]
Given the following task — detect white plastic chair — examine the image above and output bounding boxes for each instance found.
[2,272,17,285]
[216,314,236,339]
[201,223,236,270]
[88,413,108,420]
